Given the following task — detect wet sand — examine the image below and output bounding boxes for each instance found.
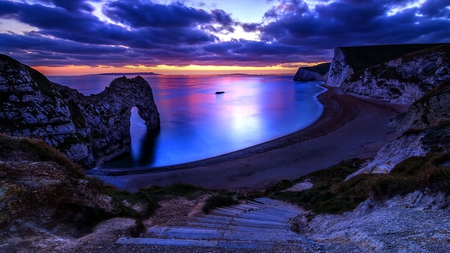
[91,86,406,192]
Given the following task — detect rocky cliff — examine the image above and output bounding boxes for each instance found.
[327,44,443,88]
[293,62,330,82]
[338,44,450,104]
[0,54,160,167]
[344,58,450,180]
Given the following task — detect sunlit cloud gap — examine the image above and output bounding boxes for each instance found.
[34,63,312,76]
[1,0,449,75]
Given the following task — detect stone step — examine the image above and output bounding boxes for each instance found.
[116,237,309,250]
[210,208,243,217]
[146,227,222,240]
[232,212,289,222]
[147,226,296,242]
[188,220,287,230]
[120,197,308,250]
[244,208,299,219]
[192,216,286,225]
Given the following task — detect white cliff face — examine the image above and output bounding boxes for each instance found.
[293,68,323,81]
[389,79,450,133]
[294,68,328,82]
[327,48,354,87]
[338,45,450,105]
[345,133,427,180]
[307,191,450,253]
[346,78,450,181]
[0,55,160,167]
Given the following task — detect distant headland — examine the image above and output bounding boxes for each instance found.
[92,72,160,76]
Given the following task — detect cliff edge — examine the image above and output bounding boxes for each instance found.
[0,54,160,167]
[293,62,330,82]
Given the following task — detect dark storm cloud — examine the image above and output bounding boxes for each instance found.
[241,23,260,32]
[259,0,450,48]
[103,1,211,28]
[420,0,450,17]
[37,0,97,12]
[0,0,449,68]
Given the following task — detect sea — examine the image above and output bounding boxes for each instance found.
[48,75,325,168]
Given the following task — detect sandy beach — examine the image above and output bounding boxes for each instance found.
[93,86,406,192]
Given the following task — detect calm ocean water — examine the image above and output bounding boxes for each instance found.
[49,75,325,168]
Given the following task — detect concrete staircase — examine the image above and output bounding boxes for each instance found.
[116,198,319,250]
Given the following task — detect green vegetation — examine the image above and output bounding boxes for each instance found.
[0,133,247,231]
[29,68,57,97]
[0,133,85,178]
[268,153,450,215]
[267,159,370,214]
[202,193,239,214]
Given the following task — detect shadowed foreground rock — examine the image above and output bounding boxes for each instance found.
[0,54,160,167]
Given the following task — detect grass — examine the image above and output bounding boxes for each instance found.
[268,153,450,214]
[268,159,371,214]
[0,134,217,231]
[202,193,239,214]
[0,133,85,178]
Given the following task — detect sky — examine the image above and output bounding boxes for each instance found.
[0,0,449,75]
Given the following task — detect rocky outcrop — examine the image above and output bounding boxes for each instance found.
[0,54,160,167]
[293,62,330,82]
[339,44,450,104]
[390,78,450,132]
[0,134,150,251]
[327,44,443,88]
[345,133,427,180]
[346,77,450,180]
[307,191,450,252]
[327,47,354,87]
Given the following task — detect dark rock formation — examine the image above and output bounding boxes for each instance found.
[346,77,450,180]
[293,62,330,82]
[0,133,148,243]
[327,44,444,88]
[338,44,450,104]
[0,54,160,167]
[321,44,450,179]
[390,78,450,132]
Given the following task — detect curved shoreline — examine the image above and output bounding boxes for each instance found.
[89,86,345,175]
[92,86,405,192]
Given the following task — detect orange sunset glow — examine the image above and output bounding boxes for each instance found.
[32,63,316,76]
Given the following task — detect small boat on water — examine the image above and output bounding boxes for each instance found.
[215,91,225,94]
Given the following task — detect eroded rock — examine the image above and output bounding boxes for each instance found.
[339,44,450,104]
[0,54,160,167]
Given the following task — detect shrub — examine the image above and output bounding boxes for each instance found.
[202,194,238,214]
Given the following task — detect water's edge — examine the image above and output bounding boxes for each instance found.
[87,84,327,175]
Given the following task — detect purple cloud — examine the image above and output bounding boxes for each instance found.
[0,0,448,69]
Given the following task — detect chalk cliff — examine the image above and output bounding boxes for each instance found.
[0,54,160,167]
[327,44,443,88]
[338,45,450,104]
[344,56,450,180]
[293,62,330,82]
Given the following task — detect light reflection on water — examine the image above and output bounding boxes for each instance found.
[49,75,325,168]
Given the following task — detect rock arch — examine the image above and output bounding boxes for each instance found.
[80,76,161,166]
[0,54,160,167]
